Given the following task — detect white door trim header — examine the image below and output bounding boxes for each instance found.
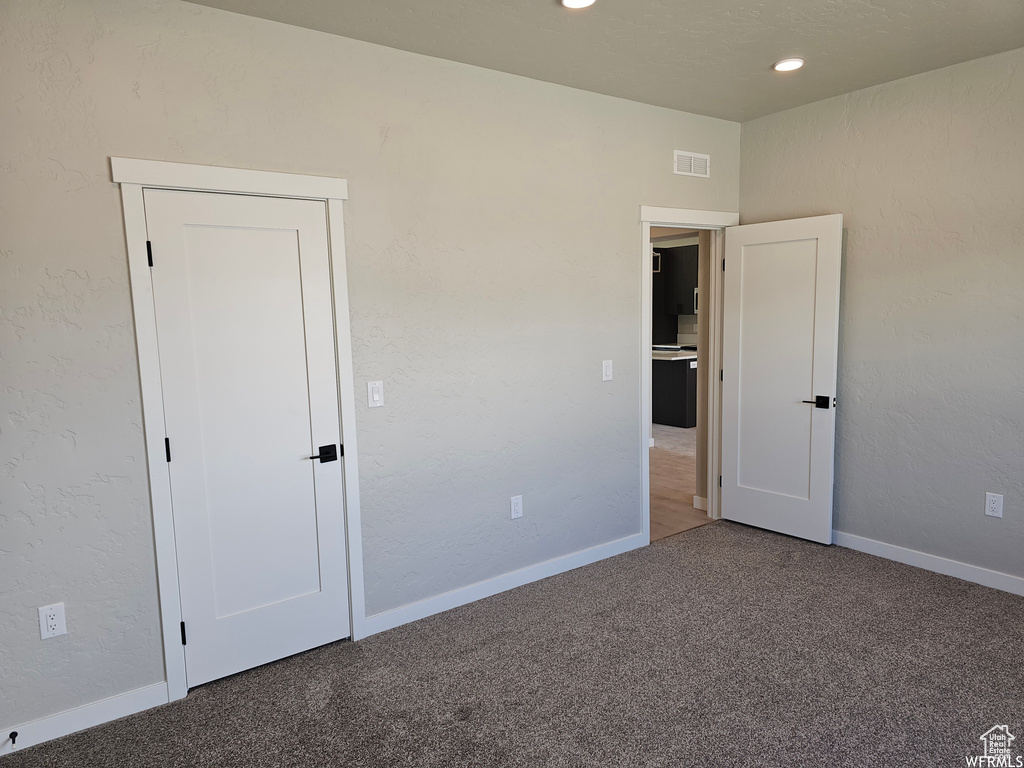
[112,158,349,201]
[639,206,738,228]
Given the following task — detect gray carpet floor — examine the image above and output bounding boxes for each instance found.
[7,522,1023,767]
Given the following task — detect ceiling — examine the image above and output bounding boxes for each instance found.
[189,0,1024,122]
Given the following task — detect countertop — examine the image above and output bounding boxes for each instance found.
[652,351,697,361]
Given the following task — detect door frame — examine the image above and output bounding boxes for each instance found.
[112,158,365,701]
[639,206,739,542]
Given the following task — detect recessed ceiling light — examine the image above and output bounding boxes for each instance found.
[773,58,805,72]
[562,0,595,8]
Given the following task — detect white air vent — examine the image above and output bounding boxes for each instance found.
[673,150,710,178]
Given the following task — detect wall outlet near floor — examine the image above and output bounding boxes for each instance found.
[38,602,67,639]
[985,492,1003,518]
[510,494,523,520]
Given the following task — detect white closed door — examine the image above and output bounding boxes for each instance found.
[721,214,843,544]
[144,188,350,687]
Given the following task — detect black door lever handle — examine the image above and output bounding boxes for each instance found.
[309,444,339,463]
[802,396,831,409]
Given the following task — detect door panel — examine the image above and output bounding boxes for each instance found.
[185,225,321,617]
[736,238,817,499]
[144,189,349,687]
[721,215,842,544]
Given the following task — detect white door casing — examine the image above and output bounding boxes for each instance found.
[639,207,739,542]
[721,214,843,544]
[144,188,350,687]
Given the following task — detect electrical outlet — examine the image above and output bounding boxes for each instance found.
[510,494,523,520]
[38,603,66,640]
[985,492,1003,518]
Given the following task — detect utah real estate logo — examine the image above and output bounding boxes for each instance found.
[966,726,1022,767]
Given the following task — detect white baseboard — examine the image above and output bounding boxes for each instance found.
[359,532,647,638]
[833,530,1024,597]
[693,495,707,512]
[2,534,648,749]
[11,532,1015,754]
[0,682,168,755]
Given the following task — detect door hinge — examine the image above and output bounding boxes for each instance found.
[180,621,187,646]
[720,369,723,382]
[164,437,171,463]
[722,258,725,272]
[339,443,344,457]
[146,241,153,267]
[719,475,722,488]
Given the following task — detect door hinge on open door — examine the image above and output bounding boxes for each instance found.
[165,438,171,463]
[720,369,723,382]
[719,475,722,488]
[722,258,725,271]
[180,622,187,646]
[146,241,153,267]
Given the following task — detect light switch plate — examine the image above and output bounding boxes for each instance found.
[602,360,613,381]
[367,380,384,408]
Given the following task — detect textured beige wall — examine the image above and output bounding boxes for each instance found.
[741,48,1024,576]
[0,0,739,725]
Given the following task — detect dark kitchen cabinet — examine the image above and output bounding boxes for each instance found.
[656,245,698,316]
[652,358,697,428]
[651,253,678,345]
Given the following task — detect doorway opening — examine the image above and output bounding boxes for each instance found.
[649,227,711,541]
[640,206,843,548]
[639,206,738,545]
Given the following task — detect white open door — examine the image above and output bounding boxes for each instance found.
[144,188,350,687]
[721,214,842,544]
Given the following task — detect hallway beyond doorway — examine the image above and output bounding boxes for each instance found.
[650,425,711,541]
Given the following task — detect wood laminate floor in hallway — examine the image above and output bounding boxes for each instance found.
[650,424,711,541]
